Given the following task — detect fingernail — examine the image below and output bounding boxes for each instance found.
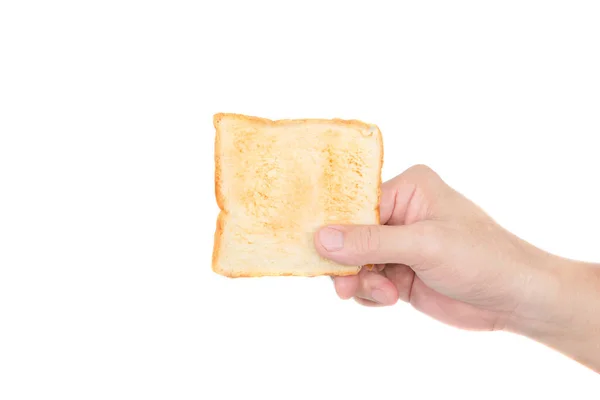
[371,289,390,304]
[318,227,344,251]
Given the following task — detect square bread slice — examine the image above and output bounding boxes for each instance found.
[212,113,383,277]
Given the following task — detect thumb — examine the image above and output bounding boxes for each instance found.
[314,224,432,267]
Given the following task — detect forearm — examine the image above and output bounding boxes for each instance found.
[507,255,600,373]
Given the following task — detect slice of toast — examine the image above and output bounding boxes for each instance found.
[212,113,383,277]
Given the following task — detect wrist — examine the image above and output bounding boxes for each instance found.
[504,251,566,337]
[506,252,600,369]
[506,252,597,338]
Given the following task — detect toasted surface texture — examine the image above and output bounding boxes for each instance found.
[212,113,383,277]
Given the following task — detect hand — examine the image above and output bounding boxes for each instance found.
[314,165,550,331]
[314,164,600,373]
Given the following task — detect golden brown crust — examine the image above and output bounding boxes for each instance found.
[213,115,225,212]
[212,114,226,275]
[213,112,378,132]
[212,112,383,278]
[211,211,225,274]
[214,268,361,279]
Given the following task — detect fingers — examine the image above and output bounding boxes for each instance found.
[315,223,433,267]
[332,265,416,306]
[383,264,416,303]
[333,268,398,306]
[379,164,451,225]
[332,275,359,300]
[355,268,398,305]
[378,180,399,225]
[354,297,385,307]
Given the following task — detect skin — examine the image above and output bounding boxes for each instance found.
[314,164,600,374]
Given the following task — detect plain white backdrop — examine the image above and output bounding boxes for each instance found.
[1,1,599,398]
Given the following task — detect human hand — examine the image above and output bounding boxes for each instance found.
[314,165,551,332]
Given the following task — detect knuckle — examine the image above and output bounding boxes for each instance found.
[354,226,381,254]
[408,164,443,184]
[409,164,435,177]
[411,164,433,173]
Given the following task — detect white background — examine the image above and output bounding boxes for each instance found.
[1,1,599,398]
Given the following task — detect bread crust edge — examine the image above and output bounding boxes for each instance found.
[211,113,383,278]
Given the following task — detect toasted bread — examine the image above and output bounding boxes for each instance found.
[212,113,383,277]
